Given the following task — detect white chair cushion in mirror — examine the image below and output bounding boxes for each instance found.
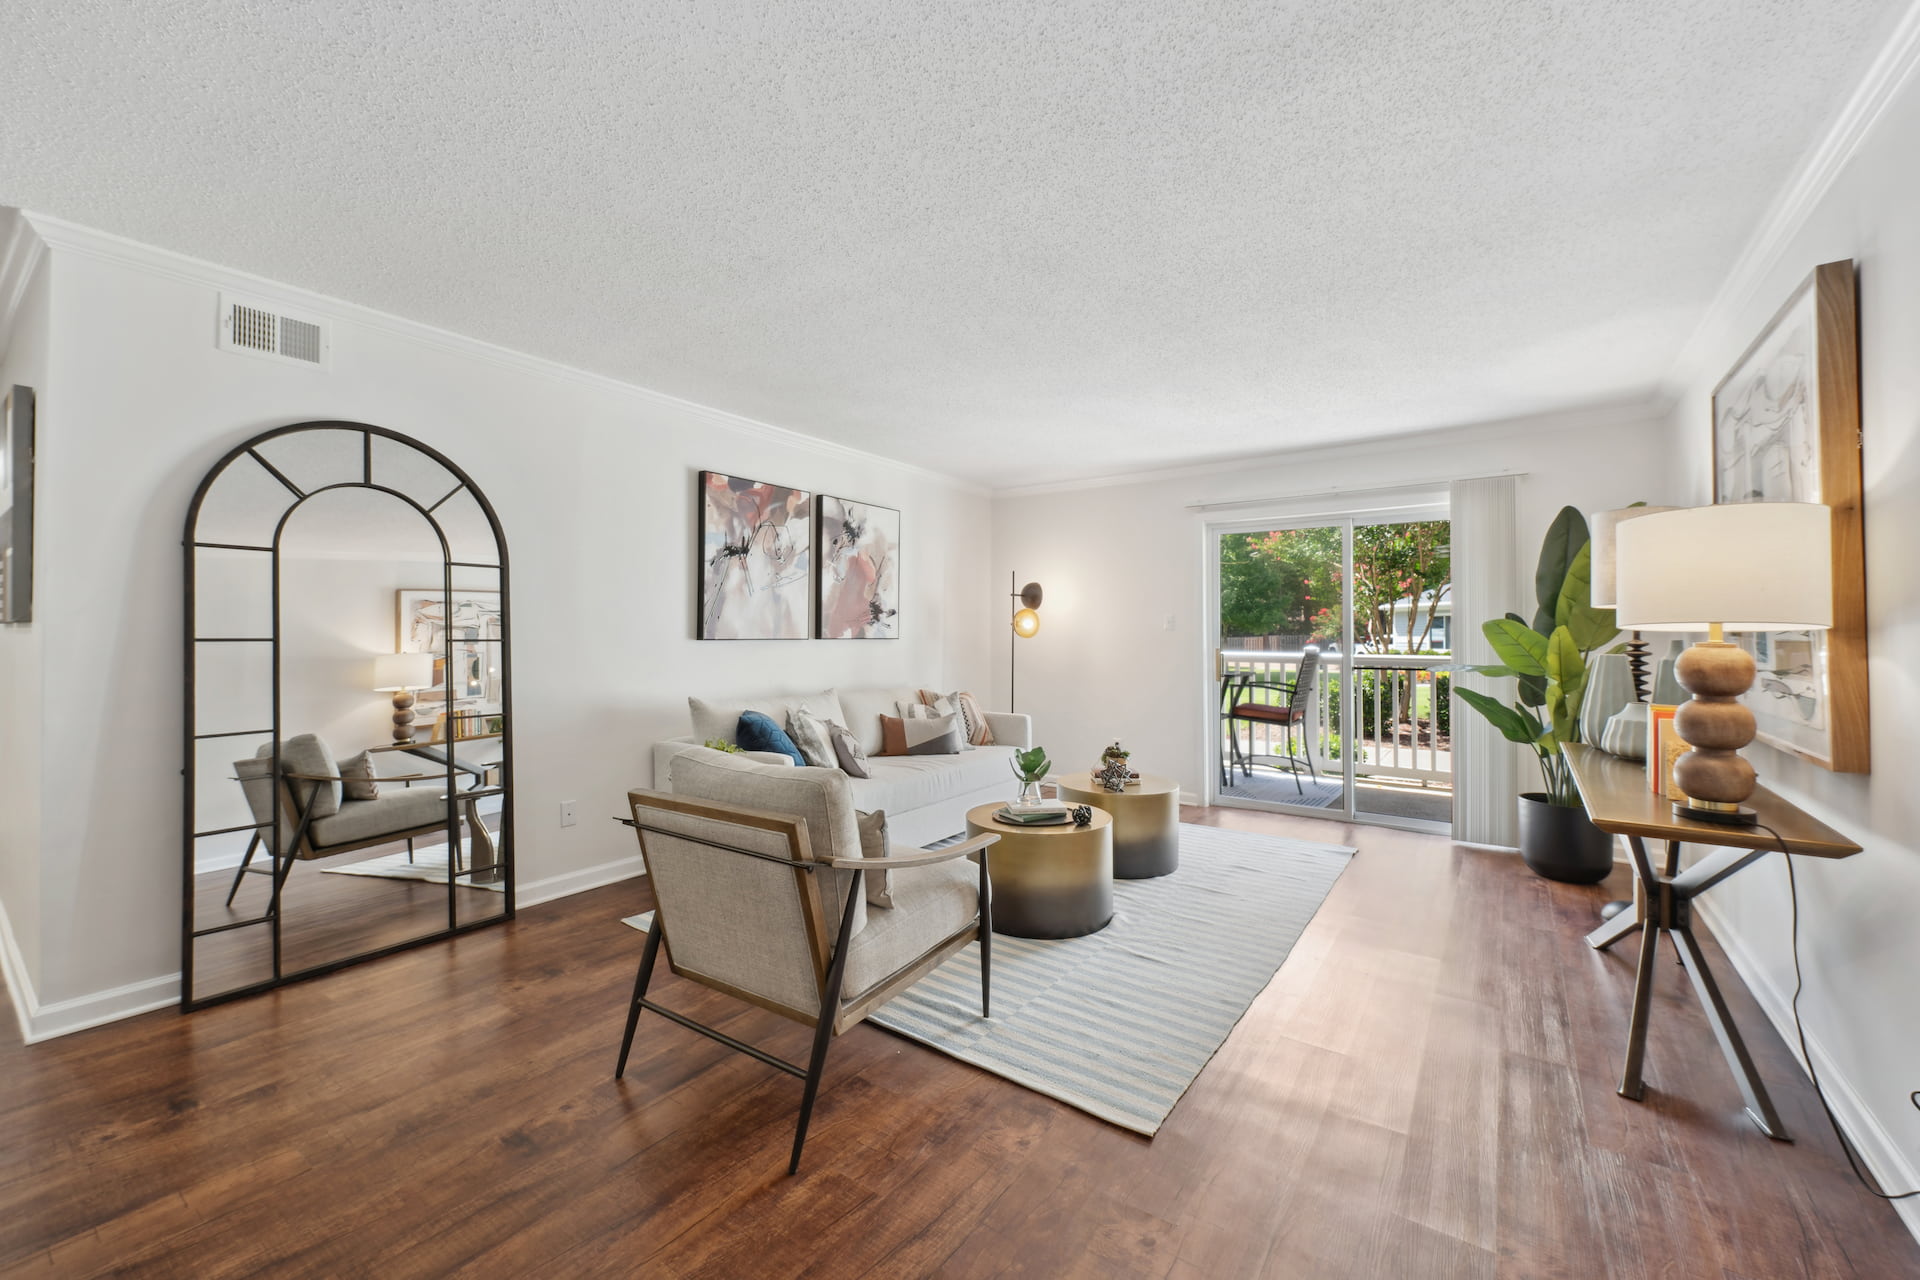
[311,786,452,846]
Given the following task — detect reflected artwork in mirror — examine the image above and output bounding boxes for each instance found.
[182,423,514,1010]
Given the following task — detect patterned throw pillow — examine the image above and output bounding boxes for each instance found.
[856,808,893,907]
[736,711,806,765]
[338,750,380,802]
[879,713,963,756]
[828,721,871,779]
[898,696,972,748]
[921,689,994,746]
[785,708,837,768]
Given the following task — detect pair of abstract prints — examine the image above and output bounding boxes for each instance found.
[698,470,900,641]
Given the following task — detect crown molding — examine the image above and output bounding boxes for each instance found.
[990,393,1666,500]
[1662,0,1920,398]
[0,211,49,356]
[15,211,986,496]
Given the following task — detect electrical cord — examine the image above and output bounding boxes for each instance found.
[1754,820,1920,1201]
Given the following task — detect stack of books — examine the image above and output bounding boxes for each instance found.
[995,800,1071,826]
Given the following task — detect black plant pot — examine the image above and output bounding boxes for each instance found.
[1517,792,1615,884]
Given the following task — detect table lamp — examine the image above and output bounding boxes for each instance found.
[1614,503,1832,824]
[374,652,436,743]
[1588,505,1677,701]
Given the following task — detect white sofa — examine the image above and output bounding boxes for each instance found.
[653,686,1032,847]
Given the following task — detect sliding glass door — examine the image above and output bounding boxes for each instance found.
[1213,518,1355,817]
[1209,504,1454,832]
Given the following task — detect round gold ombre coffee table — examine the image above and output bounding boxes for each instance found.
[964,802,1113,938]
[1055,772,1180,879]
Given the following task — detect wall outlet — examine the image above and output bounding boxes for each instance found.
[1164,614,1177,631]
[560,800,578,828]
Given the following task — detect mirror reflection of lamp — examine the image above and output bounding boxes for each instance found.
[373,652,436,744]
[1615,502,1832,824]
[1009,574,1042,712]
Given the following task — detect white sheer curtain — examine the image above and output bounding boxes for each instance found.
[1450,476,1521,847]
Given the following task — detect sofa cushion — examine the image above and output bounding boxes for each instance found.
[688,690,846,747]
[879,713,963,757]
[855,808,893,907]
[836,687,919,756]
[738,711,806,765]
[668,746,867,938]
[923,689,995,746]
[847,745,1015,815]
[828,721,870,779]
[844,854,979,1000]
[785,707,837,768]
[339,750,380,801]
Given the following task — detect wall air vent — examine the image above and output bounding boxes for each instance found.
[218,294,330,369]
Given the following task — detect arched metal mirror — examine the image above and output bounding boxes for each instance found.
[183,422,514,1009]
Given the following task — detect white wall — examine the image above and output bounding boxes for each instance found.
[3,216,991,1034]
[988,408,1679,799]
[0,231,49,1016]
[1662,43,1920,1223]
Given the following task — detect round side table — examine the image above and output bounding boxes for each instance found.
[964,802,1113,938]
[1055,771,1180,879]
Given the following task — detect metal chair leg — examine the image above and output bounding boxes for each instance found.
[977,849,993,1018]
[614,915,665,1079]
[224,832,262,907]
[790,875,862,1175]
[1287,721,1305,795]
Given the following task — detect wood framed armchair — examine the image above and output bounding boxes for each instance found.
[229,733,500,908]
[615,779,998,1174]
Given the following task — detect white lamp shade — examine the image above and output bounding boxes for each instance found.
[1588,505,1678,609]
[1614,503,1832,632]
[373,652,435,691]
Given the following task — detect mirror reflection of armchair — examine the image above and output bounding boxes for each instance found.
[228,733,500,906]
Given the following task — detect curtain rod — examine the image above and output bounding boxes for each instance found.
[1185,469,1528,513]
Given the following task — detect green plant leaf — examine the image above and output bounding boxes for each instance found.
[1557,542,1620,651]
[1546,625,1586,742]
[1454,687,1541,745]
[1467,664,1519,678]
[1483,618,1548,676]
[1534,506,1588,618]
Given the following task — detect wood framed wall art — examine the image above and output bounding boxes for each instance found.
[1711,259,1867,772]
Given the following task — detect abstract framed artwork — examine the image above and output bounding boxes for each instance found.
[816,494,900,639]
[396,588,504,705]
[1711,259,1867,772]
[698,471,812,640]
[1,386,34,624]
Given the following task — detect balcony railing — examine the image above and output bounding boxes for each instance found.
[1220,648,1454,791]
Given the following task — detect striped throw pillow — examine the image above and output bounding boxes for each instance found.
[922,689,994,746]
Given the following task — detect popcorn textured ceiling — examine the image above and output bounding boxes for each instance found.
[0,1,1900,484]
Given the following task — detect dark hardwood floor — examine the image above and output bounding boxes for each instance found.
[4,807,1915,1278]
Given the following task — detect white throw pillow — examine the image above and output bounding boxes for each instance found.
[786,708,837,769]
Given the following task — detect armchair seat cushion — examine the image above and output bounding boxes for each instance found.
[311,786,454,848]
[844,853,980,1000]
[1231,702,1303,725]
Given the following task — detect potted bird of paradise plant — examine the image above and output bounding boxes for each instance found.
[1454,506,1621,883]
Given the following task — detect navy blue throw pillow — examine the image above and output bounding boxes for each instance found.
[736,711,806,765]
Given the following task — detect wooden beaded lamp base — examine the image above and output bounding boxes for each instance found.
[1671,637,1759,826]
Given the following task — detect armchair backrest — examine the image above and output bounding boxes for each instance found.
[628,789,841,1022]
[1291,648,1321,714]
[232,734,343,855]
[667,746,867,939]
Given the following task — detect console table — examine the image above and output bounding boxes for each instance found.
[1563,742,1860,1140]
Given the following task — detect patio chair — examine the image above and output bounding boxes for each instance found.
[614,748,997,1174]
[1224,648,1321,795]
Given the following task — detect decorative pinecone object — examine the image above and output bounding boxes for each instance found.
[1071,805,1093,827]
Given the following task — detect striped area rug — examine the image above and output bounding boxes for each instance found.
[624,823,1353,1136]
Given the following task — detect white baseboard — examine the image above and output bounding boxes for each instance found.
[515,853,648,908]
[0,894,179,1045]
[1693,895,1920,1247]
[1,847,649,1047]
